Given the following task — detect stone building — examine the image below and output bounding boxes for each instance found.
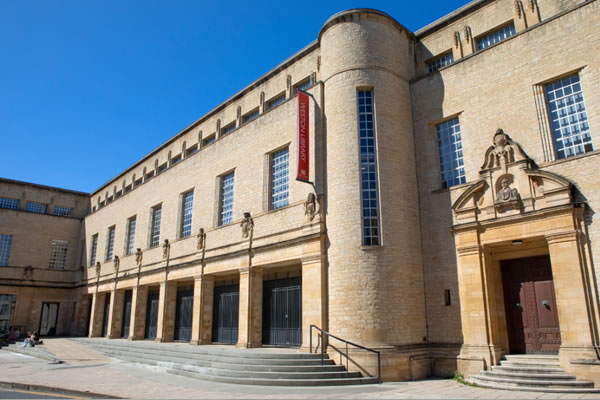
[1,0,599,386]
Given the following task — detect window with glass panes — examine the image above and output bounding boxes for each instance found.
[357,90,380,246]
[150,206,162,247]
[220,173,235,225]
[89,234,98,266]
[544,73,592,159]
[427,52,454,73]
[125,217,136,255]
[181,191,194,238]
[0,234,12,266]
[271,148,289,209]
[53,206,73,217]
[105,227,115,261]
[49,240,68,269]
[0,198,19,210]
[477,23,515,50]
[436,118,466,188]
[25,201,47,214]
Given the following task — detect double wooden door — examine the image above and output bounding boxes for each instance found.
[501,256,561,354]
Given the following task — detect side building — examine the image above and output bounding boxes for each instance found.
[0,178,89,337]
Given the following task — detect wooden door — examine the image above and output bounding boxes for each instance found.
[501,256,561,354]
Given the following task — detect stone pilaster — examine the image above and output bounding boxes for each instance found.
[301,256,326,351]
[107,289,125,338]
[156,281,177,342]
[89,292,106,337]
[237,268,263,348]
[190,275,214,345]
[129,285,148,340]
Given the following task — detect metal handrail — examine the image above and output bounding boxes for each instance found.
[309,325,381,383]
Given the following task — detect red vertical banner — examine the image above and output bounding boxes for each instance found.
[297,91,310,182]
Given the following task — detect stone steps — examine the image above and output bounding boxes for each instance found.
[470,354,599,393]
[74,338,378,386]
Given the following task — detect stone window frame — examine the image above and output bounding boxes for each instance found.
[242,108,260,125]
[214,170,236,227]
[105,225,116,261]
[434,115,466,189]
[262,144,291,212]
[533,68,593,162]
[202,133,216,147]
[0,234,13,266]
[475,21,516,51]
[426,50,454,74]
[265,92,286,112]
[356,88,382,248]
[124,216,136,256]
[89,233,98,267]
[49,239,68,270]
[178,189,195,239]
[149,204,162,248]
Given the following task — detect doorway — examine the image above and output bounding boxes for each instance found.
[174,287,194,341]
[39,302,59,336]
[212,284,239,344]
[121,290,132,338]
[101,293,111,337]
[501,255,561,354]
[145,291,159,339]
[262,277,302,346]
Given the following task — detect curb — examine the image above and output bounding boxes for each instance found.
[0,381,121,399]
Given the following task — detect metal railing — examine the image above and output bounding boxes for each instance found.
[309,325,381,383]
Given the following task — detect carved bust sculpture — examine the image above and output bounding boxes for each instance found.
[304,193,318,221]
[162,239,170,259]
[241,212,254,238]
[95,262,101,276]
[113,255,120,270]
[481,129,528,172]
[496,178,520,203]
[197,227,206,250]
[135,248,142,265]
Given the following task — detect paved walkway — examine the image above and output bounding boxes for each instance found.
[1,339,599,399]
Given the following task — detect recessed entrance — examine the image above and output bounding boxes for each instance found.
[212,283,239,344]
[144,290,159,340]
[121,290,132,338]
[39,302,59,336]
[174,286,194,342]
[262,276,302,346]
[501,255,561,354]
[101,294,111,337]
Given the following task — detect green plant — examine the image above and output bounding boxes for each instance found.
[453,370,478,387]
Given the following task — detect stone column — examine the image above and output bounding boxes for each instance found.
[301,256,326,351]
[546,232,600,374]
[129,285,148,340]
[156,281,177,342]
[108,289,125,338]
[190,275,214,345]
[237,268,263,348]
[456,244,492,377]
[89,292,106,337]
[76,294,91,336]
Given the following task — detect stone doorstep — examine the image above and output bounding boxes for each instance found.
[469,380,600,394]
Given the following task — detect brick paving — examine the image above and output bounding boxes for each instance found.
[1,339,599,399]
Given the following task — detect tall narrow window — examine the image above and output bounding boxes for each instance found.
[357,90,380,246]
[544,73,592,159]
[150,205,162,247]
[220,173,235,225]
[49,240,68,269]
[0,234,13,266]
[271,148,289,209]
[181,191,194,238]
[436,118,465,188]
[125,217,136,255]
[477,23,515,50]
[105,226,115,261]
[89,234,98,266]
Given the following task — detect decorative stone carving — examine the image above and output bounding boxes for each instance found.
[197,227,206,250]
[80,265,85,281]
[135,248,143,266]
[304,193,319,222]
[481,129,528,172]
[241,212,254,238]
[95,262,101,276]
[452,129,572,224]
[113,255,120,271]
[23,265,33,280]
[163,239,170,259]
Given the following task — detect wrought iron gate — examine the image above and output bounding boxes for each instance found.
[121,290,132,338]
[174,289,194,341]
[212,284,239,344]
[145,291,159,339]
[101,294,111,337]
[262,277,302,346]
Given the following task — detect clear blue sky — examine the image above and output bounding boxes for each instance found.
[1,0,468,193]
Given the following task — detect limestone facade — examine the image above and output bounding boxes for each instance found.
[2,0,599,385]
